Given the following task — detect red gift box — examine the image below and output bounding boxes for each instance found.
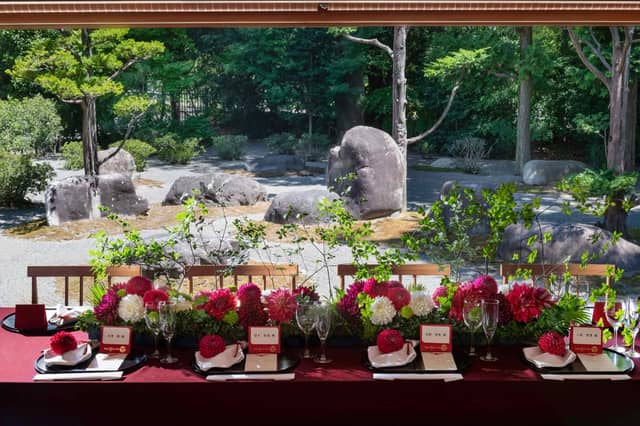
[14,304,47,331]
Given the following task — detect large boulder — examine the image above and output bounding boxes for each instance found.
[45,174,148,225]
[327,126,403,219]
[248,154,304,177]
[522,160,587,185]
[97,174,149,217]
[264,189,340,224]
[163,173,266,206]
[498,222,640,275]
[98,148,136,176]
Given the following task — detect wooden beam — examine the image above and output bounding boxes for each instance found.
[1,1,640,28]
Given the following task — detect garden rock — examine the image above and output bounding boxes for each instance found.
[97,174,149,217]
[163,173,266,206]
[498,222,640,275]
[430,157,459,169]
[327,126,403,219]
[264,189,340,224]
[437,180,499,236]
[248,154,304,177]
[45,174,148,225]
[98,148,136,176]
[522,160,587,185]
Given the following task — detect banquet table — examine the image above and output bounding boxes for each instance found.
[1,307,639,426]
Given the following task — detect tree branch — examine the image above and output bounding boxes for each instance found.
[343,34,393,58]
[97,111,145,167]
[489,70,516,80]
[109,58,138,81]
[407,79,461,145]
[567,28,611,91]
[620,26,635,73]
[583,29,612,73]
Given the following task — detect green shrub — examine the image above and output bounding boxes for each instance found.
[109,139,156,172]
[60,141,83,170]
[0,95,62,156]
[0,152,53,207]
[176,115,214,143]
[296,133,332,161]
[153,133,202,164]
[264,132,298,155]
[211,134,247,160]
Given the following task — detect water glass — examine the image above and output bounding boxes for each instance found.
[480,299,499,362]
[625,296,640,358]
[314,303,333,364]
[296,302,317,359]
[144,302,161,359]
[462,299,482,356]
[158,301,178,365]
[604,296,626,353]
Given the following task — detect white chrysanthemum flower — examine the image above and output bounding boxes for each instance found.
[409,291,434,316]
[118,294,144,322]
[370,296,396,325]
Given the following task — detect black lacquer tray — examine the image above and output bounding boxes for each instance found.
[34,342,147,375]
[2,309,77,335]
[363,348,471,374]
[522,348,634,375]
[192,350,300,376]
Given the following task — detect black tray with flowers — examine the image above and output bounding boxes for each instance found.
[362,348,471,374]
[522,348,634,375]
[2,309,77,335]
[34,341,147,374]
[192,349,300,376]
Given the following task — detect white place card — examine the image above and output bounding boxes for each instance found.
[577,353,618,372]
[570,326,603,354]
[85,353,127,371]
[420,325,452,352]
[244,353,278,372]
[248,326,281,354]
[421,352,457,371]
[100,326,132,354]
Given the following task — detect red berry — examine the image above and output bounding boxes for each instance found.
[538,332,566,356]
[377,329,404,354]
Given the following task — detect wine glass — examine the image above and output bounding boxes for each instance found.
[480,299,499,362]
[462,299,482,356]
[296,302,317,359]
[144,302,161,359]
[314,303,333,364]
[625,296,640,358]
[604,295,626,353]
[158,301,178,364]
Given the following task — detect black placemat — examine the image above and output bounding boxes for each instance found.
[363,348,471,374]
[522,348,634,375]
[192,350,300,376]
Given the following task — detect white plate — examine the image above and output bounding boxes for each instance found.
[195,343,245,370]
[368,342,417,368]
[523,346,576,368]
[43,343,92,367]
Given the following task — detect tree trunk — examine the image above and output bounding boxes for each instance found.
[515,27,532,175]
[81,96,99,176]
[604,192,629,235]
[392,26,409,212]
[624,77,637,169]
[607,30,633,174]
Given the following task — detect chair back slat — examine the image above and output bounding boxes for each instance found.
[27,265,142,305]
[336,264,450,290]
[184,264,299,292]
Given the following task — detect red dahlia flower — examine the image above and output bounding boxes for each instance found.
[142,289,169,310]
[506,284,553,323]
[199,334,226,358]
[363,278,389,298]
[538,332,566,356]
[377,329,405,354]
[387,286,411,310]
[266,289,297,324]
[237,283,262,306]
[50,331,78,355]
[125,276,153,297]
[204,289,238,320]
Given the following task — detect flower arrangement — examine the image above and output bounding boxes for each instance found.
[77,276,321,345]
[335,274,589,345]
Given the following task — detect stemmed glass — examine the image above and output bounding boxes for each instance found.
[604,295,626,353]
[462,299,482,356]
[625,296,640,358]
[158,301,178,365]
[314,303,333,364]
[296,302,317,359]
[480,299,499,362]
[144,302,161,359]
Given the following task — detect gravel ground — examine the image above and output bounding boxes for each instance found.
[1,147,639,305]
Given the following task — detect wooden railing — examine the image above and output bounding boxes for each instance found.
[336,264,450,290]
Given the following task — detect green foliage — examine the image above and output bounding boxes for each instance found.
[60,141,83,170]
[108,139,156,172]
[153,133,202,164]
[0,152,53,207]
[0,95,62,155]
[264,132,298,155]
[559,169,638,201]
[424,47,490,79]
[210,134,247,160]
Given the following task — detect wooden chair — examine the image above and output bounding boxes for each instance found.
[337,264,451,290]
[27,265,142,305]
[499,263,615,298]
[183,264,299,294]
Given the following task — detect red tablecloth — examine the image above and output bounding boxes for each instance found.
[1,307,639,426]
